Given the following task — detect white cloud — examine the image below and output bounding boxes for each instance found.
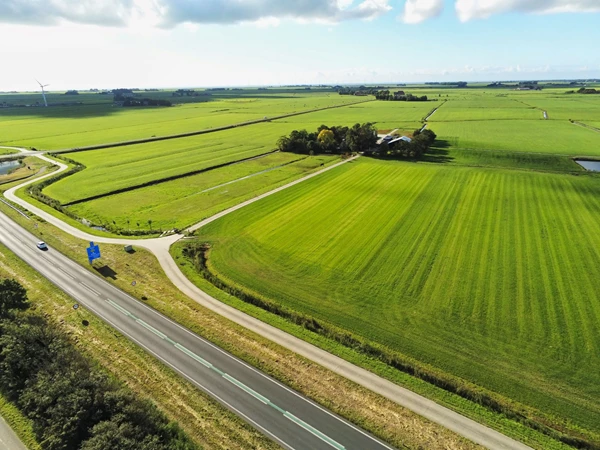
[401,0,444,24]
[455,0,600,22]
[0,0,138,26]
[161,0,392,26]
[0,0,392,28]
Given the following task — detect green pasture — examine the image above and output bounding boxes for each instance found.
[515,96,600,121]
[44,122,297,203]
[431,105,542,121]
[196,158,600,439]
[0,92,360,150]
[426,147,584,173]
[68,153,338,231]
[275,100,432,131]
[430,119,600,156]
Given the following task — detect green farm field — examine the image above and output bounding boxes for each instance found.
[430,119,600,156]
[0,92,361,150]
[42,97,436,204]
[195,158,600,441]
[68,153,339,231]
[276,100,432,130]
[44,122,297,203]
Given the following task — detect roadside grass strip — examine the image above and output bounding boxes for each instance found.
[106,297,346,447]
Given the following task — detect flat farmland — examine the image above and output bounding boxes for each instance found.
[516,96,600,121]
[430,119,600,155]
[275,100,432,131]
[0,93,361,150]
[195,158,600,439]
[429,97,543,122]
[67,153,338,231]
[44,122,296,203]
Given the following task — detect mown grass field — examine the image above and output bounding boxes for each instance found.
[68,153,338,231]
[195,158,600,442]
[44,122,298,203]
[0,92,360,150]
[430,119,600,156]
[276,100,431,130]
[41,97,432,205]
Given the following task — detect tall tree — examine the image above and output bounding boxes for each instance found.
[0,279,29,318]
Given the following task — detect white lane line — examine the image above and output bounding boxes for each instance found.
[175,343,213,368]
[136,318,169,340]
[223,373,270,405]
[57,267,75,279]
[107,299,135,318]
[284,411,345,450]
[80,282,101,296]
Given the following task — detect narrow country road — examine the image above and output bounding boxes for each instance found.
[1,146,533,450]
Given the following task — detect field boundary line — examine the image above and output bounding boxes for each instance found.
[572,121,600,134]
[50,99,374,154]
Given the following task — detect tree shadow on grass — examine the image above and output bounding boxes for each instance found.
[94,265,117,280]
[422,140,454,164]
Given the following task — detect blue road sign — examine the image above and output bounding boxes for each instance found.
[87,241,101,264]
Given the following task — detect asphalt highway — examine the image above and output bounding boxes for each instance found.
[0,211,394,450]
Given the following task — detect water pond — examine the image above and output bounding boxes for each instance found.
[0,160,20,175]
[575,160,600,172]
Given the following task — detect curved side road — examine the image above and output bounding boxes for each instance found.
[2,146,533,450]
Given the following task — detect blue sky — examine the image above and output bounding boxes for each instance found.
[1,0,598,90]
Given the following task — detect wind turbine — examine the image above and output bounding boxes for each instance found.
[35,79,49,107]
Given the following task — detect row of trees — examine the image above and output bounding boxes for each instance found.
[425,81,468,87]
[277,123,378,154]
[0,278,197,450]
[574,87,599,94]
[375,128,437,159]
[374,91,428,102]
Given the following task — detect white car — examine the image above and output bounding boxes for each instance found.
[36,241,48,250]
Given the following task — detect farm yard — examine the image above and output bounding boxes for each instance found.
[3,85,600,447]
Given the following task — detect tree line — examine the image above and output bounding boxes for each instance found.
[277,123,378,154]
[0,278,197,450]
[374,91,428,102]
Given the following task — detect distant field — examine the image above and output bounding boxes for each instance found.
[515,96,600,121]
[430,119,600,156]
[275,100,432,130]
[196,158,600,440]
[68,153,338,231]
[0,92,361,150]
